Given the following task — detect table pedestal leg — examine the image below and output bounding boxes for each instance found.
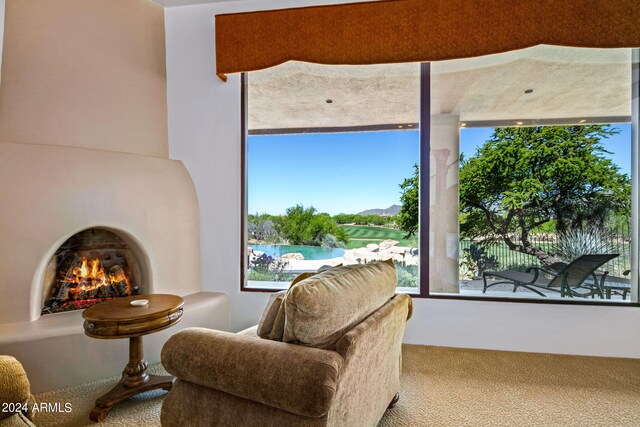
[89,336,175,422]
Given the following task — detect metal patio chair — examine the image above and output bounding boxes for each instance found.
[591,270,632,300]
[482,254,619,298]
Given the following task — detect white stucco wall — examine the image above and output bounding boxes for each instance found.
[164,0,640,358]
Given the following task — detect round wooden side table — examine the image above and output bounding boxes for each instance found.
[82,294,184,422]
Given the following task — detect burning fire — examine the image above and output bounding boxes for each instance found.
[64,256,131,296]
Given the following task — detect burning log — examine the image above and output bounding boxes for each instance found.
[97,284,115,298]
[56,283,70,301]
[43,255,136,315]
[113,281,129,297]
[109,265,131,296]
[100,254,126,269]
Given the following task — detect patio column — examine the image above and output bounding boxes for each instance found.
[429,114,460,293]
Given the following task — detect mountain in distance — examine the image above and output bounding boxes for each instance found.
[357,204,401,216]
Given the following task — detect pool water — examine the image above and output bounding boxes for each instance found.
[249,245,345,260]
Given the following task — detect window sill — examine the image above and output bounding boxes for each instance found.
[417,292,638,306]
[243,281,421,294]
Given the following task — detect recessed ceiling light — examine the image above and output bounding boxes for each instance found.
[579,119,586,123]
[524,89,534,94]
[516,121,524,125]
[325,99,333,104]
[398,125,404,128]
[407,124,413,127]
[461,123,466,127]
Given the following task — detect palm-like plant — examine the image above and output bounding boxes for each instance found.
[554,227,615,261]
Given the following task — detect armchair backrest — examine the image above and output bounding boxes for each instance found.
[282,260,398,349]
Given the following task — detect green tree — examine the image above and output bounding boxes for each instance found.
[310,213,349,247]
[275,205,348,246]
[460,125,630,267]
[398,164,419,237]
[274,205,315,245]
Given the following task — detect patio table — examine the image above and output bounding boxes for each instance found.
[600,276,631,300]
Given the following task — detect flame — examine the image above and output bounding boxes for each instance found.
[66,256,131,296]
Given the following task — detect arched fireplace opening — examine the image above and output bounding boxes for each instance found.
[41,228,143,315]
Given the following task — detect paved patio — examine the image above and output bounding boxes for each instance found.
[460,278,630,301]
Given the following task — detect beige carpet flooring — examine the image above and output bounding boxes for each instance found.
[33,345,640,426]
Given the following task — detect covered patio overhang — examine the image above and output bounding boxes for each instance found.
[247,46,632,134]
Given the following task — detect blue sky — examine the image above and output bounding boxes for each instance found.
[248,124,631,216]
[248,131,419,216]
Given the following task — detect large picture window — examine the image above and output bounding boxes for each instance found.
[242,46,639,305]
[243,63,420,292]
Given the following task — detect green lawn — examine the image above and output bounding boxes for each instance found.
[340,225,416,249]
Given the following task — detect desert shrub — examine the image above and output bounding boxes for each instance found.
[395,262,418,288]
[248,269,296,282]
[248,215,281,243]
[459,243,498,279]
[318,233,345,248]
[248,254,294,282]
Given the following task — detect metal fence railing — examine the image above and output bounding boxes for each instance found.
[460,226,632,276]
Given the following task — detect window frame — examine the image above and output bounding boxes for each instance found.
[240,54,640,306]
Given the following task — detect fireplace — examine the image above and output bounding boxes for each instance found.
[0,141,214,392]
[41,228,143,315]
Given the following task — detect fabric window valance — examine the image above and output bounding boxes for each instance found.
[215,0,640,81]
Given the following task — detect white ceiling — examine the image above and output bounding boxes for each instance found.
[248,46,633,132]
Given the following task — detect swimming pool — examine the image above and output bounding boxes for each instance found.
[249,245,345,260]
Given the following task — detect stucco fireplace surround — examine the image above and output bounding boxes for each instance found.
[0,141,229,392]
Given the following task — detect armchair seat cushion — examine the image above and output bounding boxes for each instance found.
[162,328,343,418]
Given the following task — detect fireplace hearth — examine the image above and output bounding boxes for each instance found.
[42,229,142,315]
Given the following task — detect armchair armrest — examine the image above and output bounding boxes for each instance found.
[0,356,33,421]
[161,328,343,418]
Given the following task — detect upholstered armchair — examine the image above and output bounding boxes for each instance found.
[161,260,412,426]
[0,356,36,427]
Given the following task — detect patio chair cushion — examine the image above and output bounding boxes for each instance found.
[283,260,397,349]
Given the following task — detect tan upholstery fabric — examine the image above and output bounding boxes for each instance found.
[162,328,343,418]
[290,272,316,286]
[283,260,397,349]
[329,294,411,425]
[0,413,35,427]
[215,0,640,77]
[161,262,412,426]
[405,292,414,320]
[256,290,286,338]
[267,303,287,341]
[237,325,259,338]
[267,271,320,341]
[161,380,329,427]
[0,356,32,422]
